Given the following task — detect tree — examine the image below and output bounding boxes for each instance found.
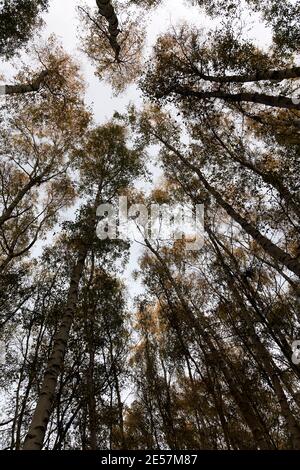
[127,106,300,278]
[0,0,49,58]
[1,0,300,453]
[0,38,89,272]
[142,25,300,111]
[135,0,300,53]
[192,0,300,53]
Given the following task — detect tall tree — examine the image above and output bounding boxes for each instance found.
[0,38,89,272]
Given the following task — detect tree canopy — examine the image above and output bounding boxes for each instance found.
[0,0,300,453]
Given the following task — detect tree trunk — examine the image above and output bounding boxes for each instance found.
[22,245,88,450]
[96,0,121,60]
[0,173,46,227]
[172,87,300,110]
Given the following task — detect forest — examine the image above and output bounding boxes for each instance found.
[0,0,300,452]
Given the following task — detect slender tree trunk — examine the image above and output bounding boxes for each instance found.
[171,87,300,110]
[195,66,300,84]
[200,175,300,276]
[1,70,49,95]
[210,128,300,219]
[145,238,273,449]
[22,245,88,450]
[87,347,98,450]
[0,174,45,227]
[211,234,300,448]
[96,0,121,60]
[22,179,104,450]
[113,368,125,449]
[84,264,98,451]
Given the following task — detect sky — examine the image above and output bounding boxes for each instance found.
[0,0,272,303]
